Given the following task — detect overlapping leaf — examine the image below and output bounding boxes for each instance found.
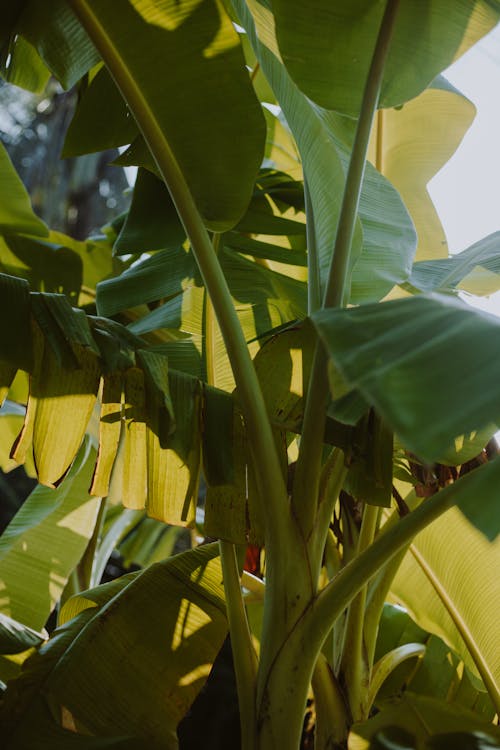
[390,507,500,695]
[2,544,226,746]
[367,78,476,262]
[232,0,416,305]
[312,294,500,463]
[0,438,100,631]
[409,232,500,295]
[271,0,500,116]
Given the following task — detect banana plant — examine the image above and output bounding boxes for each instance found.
[0,1,500,748]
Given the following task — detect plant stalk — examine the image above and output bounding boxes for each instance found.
[220,540,258,750]
[292,0,401,539]
[339,503,379,721]
[206,236,258,749]
[257,458,500,747]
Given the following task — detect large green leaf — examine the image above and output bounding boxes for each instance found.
[70,0,266,231]
[62,64,138,157]
[0,438,100,631]
[5,702,162,750]
[0,143,48,237]
[233,0,416,304]
[112,168,185,255]
[4,544,227,745]
[373,605,496,721]
[97,245,195,317]
[272,0,500,116]
[312,294,500,462]
[389,506,500,700]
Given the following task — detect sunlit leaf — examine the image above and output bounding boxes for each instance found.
[272,0,500,115]
[312,294,500,462]
[3,544,227,744]
[368,77,476,262]
[0,438,100,631]
[390,506,500,694]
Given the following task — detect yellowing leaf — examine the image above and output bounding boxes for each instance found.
[368,80,475,261]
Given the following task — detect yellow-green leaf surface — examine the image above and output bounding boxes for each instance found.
[390,507,500,704]
[0,403,36,477]
[90,372,123,496]
[367,78,476,261]
[0,143,48,237]
[30,339,100,487]
[70,0,266,231]
[0,438,100,631]
[122,366,147,510]
[0,33,51,94]
[45,544,227,744]
[272,0,500,116]
[204,409,249,543]
[144,369,201,526]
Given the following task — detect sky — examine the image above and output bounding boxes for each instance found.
[428,22,500,316]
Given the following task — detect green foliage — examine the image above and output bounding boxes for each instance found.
[0,2,499,748]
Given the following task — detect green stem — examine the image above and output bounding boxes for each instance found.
[258,459,500,746]
[203,233,222,387]
[310,448,347,580]
[323,0,400,309]
[70,1,290,554]
[312,460,500,674]
[206,235,258,749]
[220,540,258,750]
[339,503,379,722]
[292,0,401,539]
[363,545,409,668]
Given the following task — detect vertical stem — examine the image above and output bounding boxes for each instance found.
[220,540,258,750]
[203,233,222,387]
[339,503,379,721]
[292,0,401,537]
[206,236,258,749]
